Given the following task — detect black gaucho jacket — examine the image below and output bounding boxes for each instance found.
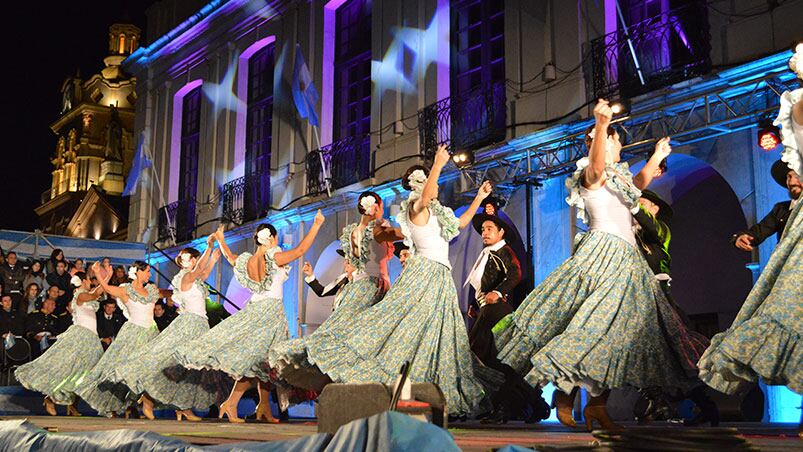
[474,244,522,303]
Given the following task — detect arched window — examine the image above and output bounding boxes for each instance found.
[118,34,126,54]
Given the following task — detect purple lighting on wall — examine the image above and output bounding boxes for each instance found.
[169,79,203,203]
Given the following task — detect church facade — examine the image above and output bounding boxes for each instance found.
[35,24,140,241]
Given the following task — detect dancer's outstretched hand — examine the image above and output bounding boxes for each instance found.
[214,225,225,242]
[476,180,492,201]
[434,143,450,168]
[313,209,325,226]
[302,262,313,277]
[593,99,613,125]
[654,137,672,160]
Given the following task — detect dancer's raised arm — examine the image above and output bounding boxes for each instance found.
[458,181,493,229]
[93,262,127,302]
[274,210,325,267]
[215,225,239,266]
[585,99,614,188]
[634,137,672,190]
[412,144,450,215]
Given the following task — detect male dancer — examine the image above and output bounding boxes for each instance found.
[464,199,550,423]
[733,159,801,250]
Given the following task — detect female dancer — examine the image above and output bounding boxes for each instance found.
[287,146,496,416]
[75,261,163,417]
[110,235,225,421]
[176,211,325,423]
[270,191,400,389]
[493,99,706,430]
[698,46,802,406]
[15,271,104,416]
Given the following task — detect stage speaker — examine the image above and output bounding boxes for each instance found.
[316,383,447,433]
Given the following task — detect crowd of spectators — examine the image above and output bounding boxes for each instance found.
[0,248,178,365]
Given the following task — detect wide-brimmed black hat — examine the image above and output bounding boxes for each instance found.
[393,242,409,259]
[471,199,516,244]
[336,249,346,257]
[771,159,792,188]
[640,190,673,223]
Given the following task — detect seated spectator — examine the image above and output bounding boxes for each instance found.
[21,283,40,315]
[109,265,128,286]
[97,299,125,350]
[37,285,61,313]
[0,294,26,337]
[153,301,174,332]
[45,249,67,275]
[23,261,47,297]
[55,302,73,336]
[1,252,27,311]
[163,294,178,318]
[25,298,59,358]
[45,261,71,313]
[69,258,86,276]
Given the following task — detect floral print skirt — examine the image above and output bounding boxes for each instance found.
[494,230,708,396]
[699,201,802,395]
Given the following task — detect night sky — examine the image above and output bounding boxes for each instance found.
[0,1,158,231]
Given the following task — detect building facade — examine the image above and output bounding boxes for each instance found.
[36,24,140,241]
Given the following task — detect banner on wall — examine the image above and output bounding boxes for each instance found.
[0,229,146,267]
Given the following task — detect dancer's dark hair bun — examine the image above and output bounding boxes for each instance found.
[254,224,278,246]
[357,191,382,214]
[401,165,429,191]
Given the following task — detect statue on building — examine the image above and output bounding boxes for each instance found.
[60,74,82,114]
[104,106,124,161]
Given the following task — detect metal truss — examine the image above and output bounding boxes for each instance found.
[456,71,800,194]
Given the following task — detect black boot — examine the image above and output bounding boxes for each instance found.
[684,385,720,427]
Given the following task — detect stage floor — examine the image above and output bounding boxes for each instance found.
[4,416,800,451]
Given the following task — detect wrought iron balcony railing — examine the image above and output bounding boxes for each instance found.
[158,198,196,243]
[586,1,711,101]
[222,171,271,225]
[418,81,506,159]
[305,135,371,195]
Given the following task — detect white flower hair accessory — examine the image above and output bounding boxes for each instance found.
[128,266,138,280]
[587,128,616,163]
[70,275,82,287]
[257,228,273,246]
[790,43,803,80]
[359,196,377,216]
[408,169,427,192]
[178,253,193,269]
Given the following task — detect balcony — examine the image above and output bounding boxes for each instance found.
[418,81,506,159]
[305,135,371,195]
[158,198,196,243]
[222,171,271,225]
[586,1,711,101]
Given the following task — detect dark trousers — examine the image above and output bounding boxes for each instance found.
[469,302,546,418]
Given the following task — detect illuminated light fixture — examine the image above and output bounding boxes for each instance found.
[610,99,631,116]
[451,149,475,169]
[757,118,781,151]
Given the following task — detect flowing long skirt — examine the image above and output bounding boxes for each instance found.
[698,202,802,394]
[494,231,707,396]
[269,276,387,390]
[175,296,289,382]
[109,313,230,410]
[75,322,158,416]
[15,325,103,405]
[295,255,495,416]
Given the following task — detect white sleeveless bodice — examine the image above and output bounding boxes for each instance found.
[172,280,207,318]
[581,183,637,247]
[124,299,155,328]
[408,209,452,269]
[73,301,98,333]
[253,266,290,301]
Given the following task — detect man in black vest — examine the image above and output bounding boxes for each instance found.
[464,199,550,424]
[302,250,353,311]
[733,159,801,250]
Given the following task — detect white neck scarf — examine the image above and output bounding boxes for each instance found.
[464,239,507,293]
